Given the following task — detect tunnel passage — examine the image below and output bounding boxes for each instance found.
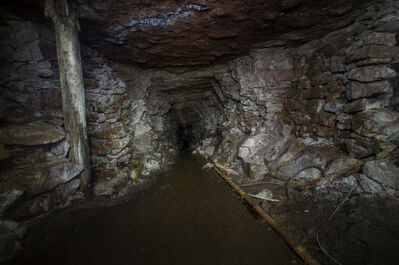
[167,96,221,150]
[154,71,225,151]
[1,1,399,265]
[168,102,204,150]
[169,102,206,150]
[176,125,194,149]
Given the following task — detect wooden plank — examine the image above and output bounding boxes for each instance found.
[45,0,91,195]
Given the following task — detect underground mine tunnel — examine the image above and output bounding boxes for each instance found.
[1,0,399,264]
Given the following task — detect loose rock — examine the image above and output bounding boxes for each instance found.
[347,66,396,82]
[364,159,399,196]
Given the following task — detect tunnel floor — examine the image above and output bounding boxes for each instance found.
[11,152,302,265]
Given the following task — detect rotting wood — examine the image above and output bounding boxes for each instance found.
[45,0,91,195]
[136,154,144,179]
[199,154,321,265]
[238,181,285,187]
[248,193,281,202]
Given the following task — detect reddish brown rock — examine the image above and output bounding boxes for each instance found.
[346,81,392,100]
[350,45,399,61]
[347,66,396,82]
[303,85,325,99]
[31,89,62,109]
[278,145,337,179]
[326,78,345,101]
[344,98,388,114]
[327,56,346,73]
[352,109,399,137]
[345,138,374,159]
[325,156,364,177]
[70,0,377,67]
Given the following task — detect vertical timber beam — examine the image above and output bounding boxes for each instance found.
[45,0,91,195]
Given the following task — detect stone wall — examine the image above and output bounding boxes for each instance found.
[197,0,399,198]
[0,11,179,217]
[82,47,135,197]
[198,47,305,181]
[0,12,79,262]
[284,2,399,195]
[0,13,83,220]
[113,64,177,181]
[0,10,182,260]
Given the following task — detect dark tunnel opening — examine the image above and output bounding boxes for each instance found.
[176,125,195,150]
[168,100,214,151]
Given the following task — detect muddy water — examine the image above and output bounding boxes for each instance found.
[13,153,301,265]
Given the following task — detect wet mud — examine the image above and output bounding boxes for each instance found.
[10,152,301,265]
[242,181,399,265]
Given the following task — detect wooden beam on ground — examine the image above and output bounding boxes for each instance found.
[45,0,91,195]
[200,154,321,265]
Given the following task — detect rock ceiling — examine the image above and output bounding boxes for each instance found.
[5,0,376,68]
[76,0,375,68]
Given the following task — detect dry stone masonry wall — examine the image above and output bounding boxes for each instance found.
[82,47,135,197]
[197,0,399,199]
[82,47,178,197]
[0,14,83,221]
[114,64,177,181]
[0,13,79,261]
[0,9,179,258]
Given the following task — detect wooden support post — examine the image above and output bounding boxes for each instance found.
[45,0,91,195]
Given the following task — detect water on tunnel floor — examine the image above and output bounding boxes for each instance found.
[11,152,301,265]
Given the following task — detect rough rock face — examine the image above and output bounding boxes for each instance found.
[83,46,135,187]
[0,220,26,263]
[85,56,181,195]
[364,159,399,196]
[196,0,399,197]
[0,0,399,262]
[8,0,381,67]
[74,0,377,67]
[0,17,68,219]
[0,10,83,223]
[0,0,397,214]
[1,160,84,216]
[0,123,65,145]
[0,8,181,259]
[0,7,188,233]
